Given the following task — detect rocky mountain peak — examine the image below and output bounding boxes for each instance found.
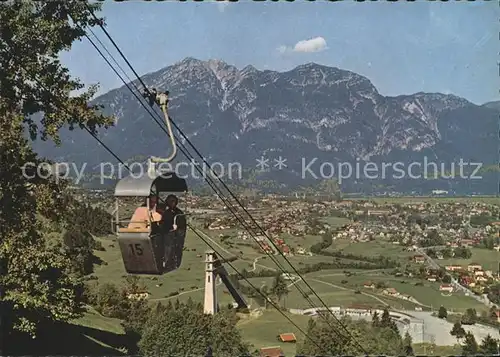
[32,58,498,194]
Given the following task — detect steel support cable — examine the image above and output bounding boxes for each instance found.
[66,28,341,346]
[81,39,348,350]
[82,9,365,353]
[82,36,352,350]
[84,16,362,353]
[82,28,334,322]
[187,224,326,352]
[24,73,325,354]
[82,36,351,349]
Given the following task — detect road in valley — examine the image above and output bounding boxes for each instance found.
[415,247,493,308]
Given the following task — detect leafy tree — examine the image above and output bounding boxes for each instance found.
[91,283,124,318]
[481,236,495,250]
[454,246,472,259]
[461,308,477,325]
[371,311,380,327]
[488,306,498,321]
[380,308,391,326]
[87,277,151,332]
[259,285,270,309]
[441,247,453,258]
[139,299,249,356]
[438,306,448,319]
[298,314,405,355]
[420,230,444,247]
[402,331,414,356]
[270,273,289,307]
[0,0,112,346]
[450,322,466,343]
[442,274,452,284]
[479,334,499,354]
[487,284,500,305]
[120,277,152,353]
[426,248,437,258]
[62,228,97,276]
[65,200,112,236]
[375,281,387,289]
[461,332,478,355]
[380,308,398,332]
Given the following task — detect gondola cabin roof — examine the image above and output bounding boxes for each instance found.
[114,171,188,197]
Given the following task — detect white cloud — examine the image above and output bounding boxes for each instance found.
[277,37,327,55]
[293,37,327,53]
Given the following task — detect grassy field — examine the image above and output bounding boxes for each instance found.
[93,234,210,299]
[67,307,464,356]
[242,276,390,310]
[437,247,500,272]
[237,310,310,356]
[306,270,487,313]
[319,216,351,227]
[93,229,276,300]
[328,238,415,263]
[13,307,128,355]
[80,204,493,354]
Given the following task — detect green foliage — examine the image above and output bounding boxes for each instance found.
[402,331,414,356]
[470,214,499,227]
[138,299,249,356]
[450,322,466,341]
[0,1,114,343]
[379,308,398,332]
[461,308,477,325]
[420,230,445,247]
[478,236,499,249]
[298,313,405,355]
[0,1,113,141]
[461,332,478,355]
[371,311,380,327]
[487,284,500,305]
[309,233,399,268]
[60,201,111,276]
[438,306,447,319]
[441,247,453,258]
[63,228,99,276]
[88,283,124,318]
[85,276,152,353]
[454,246,472,259]
[65,200,112,236]
[86,277,149,320]
[479,334,499,354]
[270,273,289,306]
[119,277,153,353]
[0,114,85,341]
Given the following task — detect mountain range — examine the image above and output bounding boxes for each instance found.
[31,58,499,194]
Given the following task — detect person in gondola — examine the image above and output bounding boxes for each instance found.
[128,194,161,229]
[160,194,185,270]
[156,200,166,215]
[161,194,184,232]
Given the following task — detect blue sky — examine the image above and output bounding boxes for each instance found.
[63,0,498,105]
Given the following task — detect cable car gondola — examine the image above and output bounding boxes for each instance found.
[114,170,188,275]
[112,87,186,275]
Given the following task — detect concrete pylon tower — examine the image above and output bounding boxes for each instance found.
[204,250,217,315]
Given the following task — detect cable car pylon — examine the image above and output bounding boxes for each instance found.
[204,250,248,315]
